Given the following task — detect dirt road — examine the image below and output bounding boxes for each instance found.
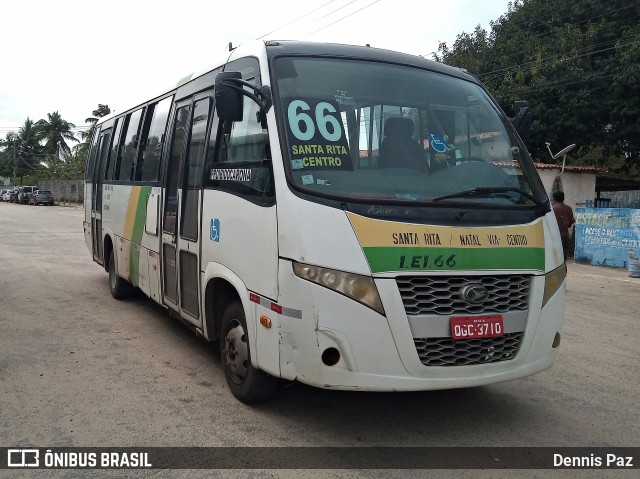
[1,202,638,478]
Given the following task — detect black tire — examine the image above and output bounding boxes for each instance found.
[108,249,133,300]
[220,301,279,403]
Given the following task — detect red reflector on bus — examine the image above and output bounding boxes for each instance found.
[271,303,283,314]
[249,293,260,304]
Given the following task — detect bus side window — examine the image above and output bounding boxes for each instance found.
[135,96,172,182]
[106,118,124,181]
[95,130,112,184]
[117,108,144,182]
[85,127,101,182]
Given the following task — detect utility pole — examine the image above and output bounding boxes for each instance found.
[12,141,17,186]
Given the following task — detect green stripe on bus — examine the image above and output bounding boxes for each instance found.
[129,186,152,284]
[362,246,545,273]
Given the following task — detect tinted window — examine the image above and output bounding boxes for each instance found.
[118,109,143,181]
[105,118,122,181]
[85,128,101,181]
[181,97,211,241]
[140,96,172,182]
[274,57,547,207]
[163,105,190,235]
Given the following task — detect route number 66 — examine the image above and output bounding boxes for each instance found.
[288,100,342,142]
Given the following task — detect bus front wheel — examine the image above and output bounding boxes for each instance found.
[220,301,278,403]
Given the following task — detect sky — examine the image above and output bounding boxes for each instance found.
[0,0,513,141]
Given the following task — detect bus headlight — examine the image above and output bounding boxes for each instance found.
[542,263,567,308]
[293,262,385,316]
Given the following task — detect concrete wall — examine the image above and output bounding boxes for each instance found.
[37,180,84,203]
[5,180,84,203]
[538,170,596,212]
[599,189,640,208]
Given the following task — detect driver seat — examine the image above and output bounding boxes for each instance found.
[379,117,427,172]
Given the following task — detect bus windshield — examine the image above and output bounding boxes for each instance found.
[274,56,547,207]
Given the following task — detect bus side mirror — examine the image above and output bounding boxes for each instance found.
[510,100,533,144]
[215,72,244,122]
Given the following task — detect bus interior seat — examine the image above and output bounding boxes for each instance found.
[379,117,427,172]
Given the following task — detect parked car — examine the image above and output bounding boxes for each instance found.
[0,189,7,201]
[8,189,18,203]
[30,190,54,206]
[18,185,38,204]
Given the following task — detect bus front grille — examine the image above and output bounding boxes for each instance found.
[414,333,524,366]
[397,275,531,367]
[397,274,532,316]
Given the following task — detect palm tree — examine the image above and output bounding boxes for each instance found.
[35,111,79,157]
[0,132,19,177]
[0,119,43,178]
[17,118,43,171]
[81,104,111,143]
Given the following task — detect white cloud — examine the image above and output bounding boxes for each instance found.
[0,0,511,139]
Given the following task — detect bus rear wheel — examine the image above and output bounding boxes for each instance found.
[220,301,278,403]
[108,249,132,300]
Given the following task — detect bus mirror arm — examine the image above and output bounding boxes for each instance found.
[226,81,272,128]
[509,100,533,143]
[215,72,272,128]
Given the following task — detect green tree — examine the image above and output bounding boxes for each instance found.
[35,111,79,157]
[435,0,640,177]
[0,118,44,181]
[80,104,111,147]
[75,104,111,172]
[0,133,17,178]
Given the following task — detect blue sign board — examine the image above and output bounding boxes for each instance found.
[574,208,640,268]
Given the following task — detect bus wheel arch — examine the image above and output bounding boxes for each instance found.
[204,278,239,342]
[103,235,114,273]
[104,236,132,299]
[204,277,278,403]
[220,300,279,403]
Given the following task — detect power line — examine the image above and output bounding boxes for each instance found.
[437,1,638,71]
[256,0,383,41]
[494,70,619,98]
[256,0,338,39]
[491,0,635,41]
[304,0,383,37]
[478,34,640,81]
[296,0,361,32]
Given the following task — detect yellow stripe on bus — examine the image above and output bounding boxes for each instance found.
[123,187,142,241]
[347,212,545,249]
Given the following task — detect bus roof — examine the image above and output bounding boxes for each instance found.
[261,40,475,81]
[96,40,476,126]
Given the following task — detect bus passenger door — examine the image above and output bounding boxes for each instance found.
[91,128,112,264]
[161,95,213,325]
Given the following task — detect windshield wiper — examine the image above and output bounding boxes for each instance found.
[432,187,547,208]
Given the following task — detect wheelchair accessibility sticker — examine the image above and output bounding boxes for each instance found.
[210,218,220,242]
[429,134,450,153]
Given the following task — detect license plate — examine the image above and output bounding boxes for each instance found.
[450,314,504,340]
